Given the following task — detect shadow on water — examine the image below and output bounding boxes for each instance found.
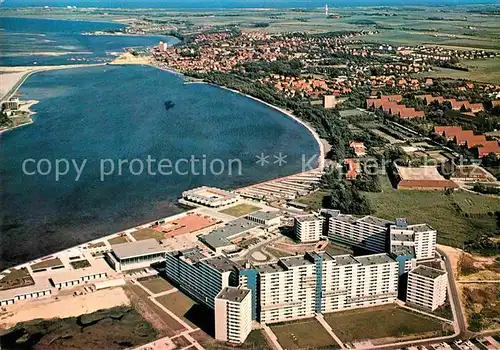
[164,100,175,111]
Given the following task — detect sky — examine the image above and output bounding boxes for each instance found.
[2,0,498,8]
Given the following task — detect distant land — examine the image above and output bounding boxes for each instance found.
[3,0,499,8]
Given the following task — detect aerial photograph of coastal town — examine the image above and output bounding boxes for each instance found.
[0,0,499,349]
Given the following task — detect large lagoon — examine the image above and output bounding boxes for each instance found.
[0,64,319,268]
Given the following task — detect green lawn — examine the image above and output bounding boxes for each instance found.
[137,276,174,294]
[323,242,353,256]
[271,318,338,350]
[156,291,213,333]
[364,176,499,248]
[324,306,447,343]
[219,203,261,217]
[107,236,129,245]
[31,258,64,270]
[196,330,272,350]
[295,190,329,211]
[131,228,165,241]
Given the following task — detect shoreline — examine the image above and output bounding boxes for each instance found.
[1,61,326,270]
[186,80,325,171]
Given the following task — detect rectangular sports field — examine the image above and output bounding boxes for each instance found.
[324,305,444,343]
[270,318,338,349]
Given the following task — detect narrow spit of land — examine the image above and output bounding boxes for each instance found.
[0,64,106,102]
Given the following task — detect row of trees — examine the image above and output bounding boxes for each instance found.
[321,168,373,215]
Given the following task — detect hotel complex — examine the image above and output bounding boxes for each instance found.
[0,186,448,345]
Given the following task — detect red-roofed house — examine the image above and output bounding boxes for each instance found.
[344,159,360,180]
[465,135,487,149]
[434,126,462,139]
[454,130,475,146]
[478,141,500,158]
[349,141,366,156]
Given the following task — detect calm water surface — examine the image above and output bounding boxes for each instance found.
[0,17,179,66]
[0,65,318,268]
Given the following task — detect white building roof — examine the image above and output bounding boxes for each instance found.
[111,239,165,260]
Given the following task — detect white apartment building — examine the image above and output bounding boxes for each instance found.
[255,252,398,324]
[215,287,252,344]
[256,255,317,324]
[407,265,447,311]
[328,214,392,252]
[294,215,323,242]
[319,253,399,313]
[390,218,437,260]
[165,248,241,308]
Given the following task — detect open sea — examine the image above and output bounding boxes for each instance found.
[0,18,319,269]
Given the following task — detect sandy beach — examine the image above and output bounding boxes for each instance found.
[0,287,130,330]
[0,63,105,102]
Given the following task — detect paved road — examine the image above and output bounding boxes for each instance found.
[437,247,468,336]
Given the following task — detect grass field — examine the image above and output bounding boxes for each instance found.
[123,284,185,337]
[192,329,272,350]
[295,190,329,211]
[155,291,214,334]
[31,258,63,270]
[270,318,338,350]
[137,276,174,294]
[324,305,446,343]
[107,236,129,245]
[131,228,165,241]
[220,203,261,217]
[324,242,353,256]
[364,176,499,248]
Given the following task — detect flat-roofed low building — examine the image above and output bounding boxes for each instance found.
[107,239,166,271]
[200,218,260,253]
[294,214,323,242]
[49,258,110,289]
[215,287,252,344]
[245,210,282,228]
[396,165,458,191]
[0,274,52,306]
[182,186,239,208]
[407,265,447,311]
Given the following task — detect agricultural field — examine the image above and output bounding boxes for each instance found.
[270,318,339,349]
[324,305,449,344]
[364,176,499,249]
[415,57,500,84]
[219,203,261,217]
